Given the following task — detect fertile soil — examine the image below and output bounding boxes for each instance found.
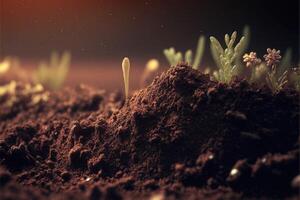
[0,64,299,200]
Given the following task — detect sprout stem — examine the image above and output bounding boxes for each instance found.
[122,57,130,100]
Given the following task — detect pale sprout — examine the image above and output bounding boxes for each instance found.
[122,57,130,100]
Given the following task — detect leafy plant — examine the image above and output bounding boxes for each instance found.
[210,31,246,83]
[163,35,205,69]
[243,48,289,92]
[163,48,182,66]
[264,48,288,93]
[277,48,292,77]
[265,67,288,93]
[33,51,71,90]
[250,63,268,83]
[122,57,130,100]
[234,26,251,75]
[243,51,266,83]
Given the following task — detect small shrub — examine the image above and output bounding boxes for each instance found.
[210,31,246,83]
[243,52,265,83]
[243,48,289,93]
[263,49,288,93]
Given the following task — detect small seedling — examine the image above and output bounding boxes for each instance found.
[163,35,205,69]
[163,48,182,66]
[251,63,268,83]
[243,49,290,92]
[277,48,292,76]
[243,51,264,83]
[140,59,159,87]
[192,36,206,69]
[210,31,245,83]
[234,26,251,75]
[33,51,71,90]
[122,57,130,100]
[264,48,287,93]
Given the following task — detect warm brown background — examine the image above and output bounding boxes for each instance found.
[1,0,299,61]
[0,0,299,90]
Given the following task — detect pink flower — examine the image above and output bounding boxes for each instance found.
[243,52,261,67]
[263,48,281,67]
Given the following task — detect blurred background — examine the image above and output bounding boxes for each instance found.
[0,0,299,90]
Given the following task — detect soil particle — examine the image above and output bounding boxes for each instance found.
[61,170,72,181]
[68,144,91,168]
[88,185,102,200]
[88,154,105,173]
[0,167,12,187]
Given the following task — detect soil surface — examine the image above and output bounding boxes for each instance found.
[0,64,299,200]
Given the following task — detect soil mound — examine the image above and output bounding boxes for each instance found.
[0,64,299,199]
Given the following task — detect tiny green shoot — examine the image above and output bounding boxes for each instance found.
[163,35,205,69]
[192,36,206,69]
[122,57,130,100]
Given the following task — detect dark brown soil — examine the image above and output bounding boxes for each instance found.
[0,64,299,200]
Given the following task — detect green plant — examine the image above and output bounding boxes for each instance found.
[264,48,288,93]
[235,26,251,75]
[210,31,246,83]
[250,63,268,83]
[243,49,289,92]
[33,51,71,90]
[277,48,292,77]
[122,57,130,100]
[243,51,266,83]
[163,35,205,69]
[163,48,182,66]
